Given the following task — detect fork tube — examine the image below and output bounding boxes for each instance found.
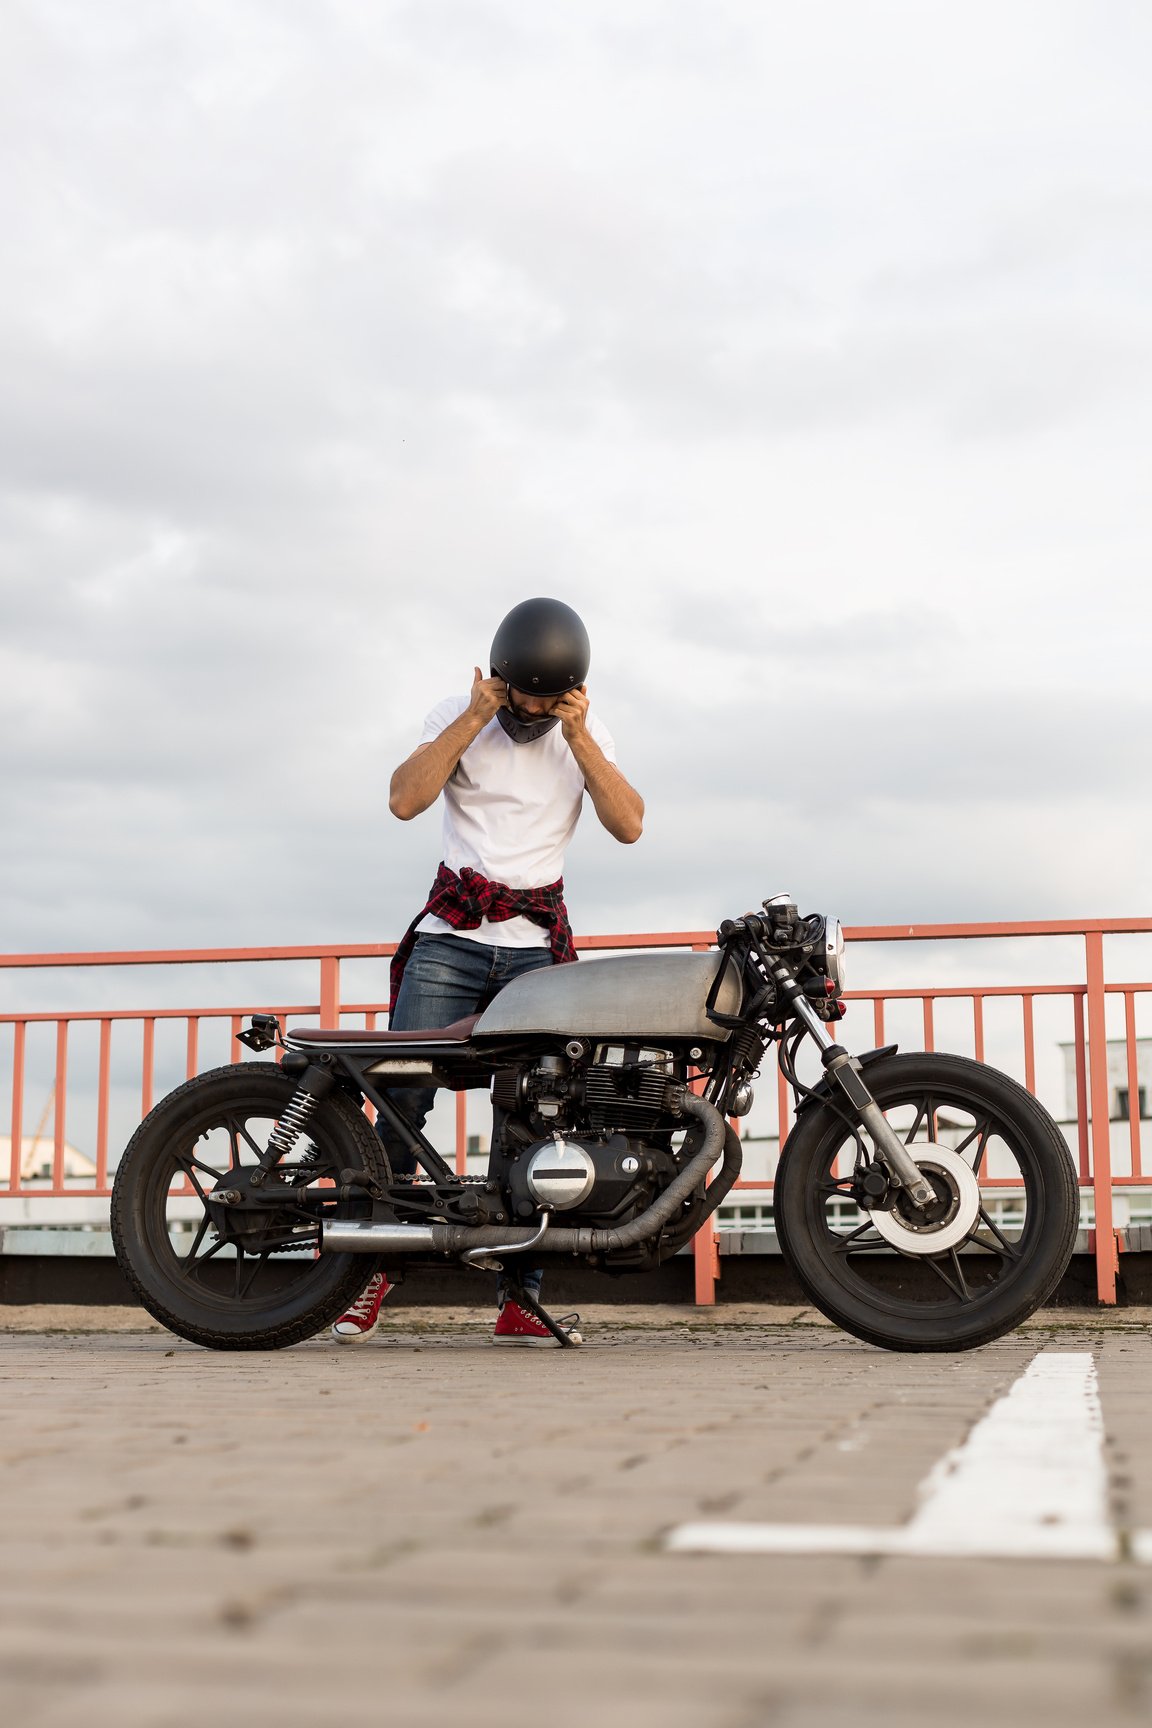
[777,968,935,1207]
[787,989,837,1053]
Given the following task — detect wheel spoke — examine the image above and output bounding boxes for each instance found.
[951,1118,983,1157]
[923,1252,971,1302]
[953,1118,992,1175]
[224,1124,245,1174]
[831,1219,873,1250]
[903,1100,929,1145]
[179,1212,211,1266]
[831,1219,888,1254]
[975,1206,1022,1262]
[186,1150,230,1179]
[237,1251,273,1300]
[179,1234,229,1280]
[175,1158,218,1205]
[971,1130,992,1178]
[223,1113,268,1168]
[948,1247,972,1300]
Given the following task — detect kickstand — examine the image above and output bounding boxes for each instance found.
[505,1279,580,1349]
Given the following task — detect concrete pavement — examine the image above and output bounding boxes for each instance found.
[2,1306,1152,1727]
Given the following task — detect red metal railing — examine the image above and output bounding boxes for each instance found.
[3,920,1150,1306]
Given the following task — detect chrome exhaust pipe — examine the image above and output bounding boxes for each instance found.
[323,1221,437,1254]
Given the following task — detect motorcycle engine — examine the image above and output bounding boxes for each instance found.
[504,1132,669,1221]
[493,1043,685,1225]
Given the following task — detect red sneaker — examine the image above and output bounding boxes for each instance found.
[332,1272,392,1343]
[492,1300,582,1348]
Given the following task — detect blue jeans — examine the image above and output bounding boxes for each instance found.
[381,932,555,1302]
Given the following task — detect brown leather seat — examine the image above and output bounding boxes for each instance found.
[286,1015,480,1045]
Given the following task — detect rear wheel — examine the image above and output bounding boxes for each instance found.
[111,1063,388,1350]
[773,1052,1078,1351]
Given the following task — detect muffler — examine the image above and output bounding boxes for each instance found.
[323,1222,437,1253]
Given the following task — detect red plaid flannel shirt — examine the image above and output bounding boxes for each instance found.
[389,861,577,1014]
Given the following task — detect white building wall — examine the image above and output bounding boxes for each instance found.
[1061,1039,1152,1122]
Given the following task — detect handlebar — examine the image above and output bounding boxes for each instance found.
[718,906,825,951]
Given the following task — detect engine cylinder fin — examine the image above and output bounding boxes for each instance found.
[585,1065,670,1132]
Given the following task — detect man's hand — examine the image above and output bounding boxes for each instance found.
[555,684,590,743]
[559,683,644,843]
[390,669,508,819]
[468,666,509,726]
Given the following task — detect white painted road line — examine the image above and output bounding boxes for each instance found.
[668,1350,1143,1563]
[905,1349,1109,1557]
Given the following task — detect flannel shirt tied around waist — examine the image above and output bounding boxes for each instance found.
[388,862,577,1015]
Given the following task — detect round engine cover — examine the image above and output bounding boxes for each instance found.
[525,1140,597,1210]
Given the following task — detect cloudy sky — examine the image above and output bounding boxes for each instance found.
[3,0,1151,983]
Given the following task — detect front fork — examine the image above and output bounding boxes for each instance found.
[780,975,936,1211]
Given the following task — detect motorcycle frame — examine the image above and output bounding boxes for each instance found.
[248,906,933,1252]
[281,1036,583,1190]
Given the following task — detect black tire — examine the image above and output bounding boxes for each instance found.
[773,1052,1079,1352]
[111,1063,389,1351]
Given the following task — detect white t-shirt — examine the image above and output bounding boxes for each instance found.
[414,695,617,948]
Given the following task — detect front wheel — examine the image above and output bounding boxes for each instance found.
[111,1063,389,1350]
[773,1052,1079,1352]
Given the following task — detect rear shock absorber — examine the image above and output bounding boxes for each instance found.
[265,1089,320,1163]
[252,1065,335,1183]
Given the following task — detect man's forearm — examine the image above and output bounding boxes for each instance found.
[389,713,486,819]
[568,733,644,844]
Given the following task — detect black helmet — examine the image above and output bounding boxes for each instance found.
[490,598,590,696]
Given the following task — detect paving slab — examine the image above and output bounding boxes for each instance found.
[5,1299,1152,1332]
[1,1312,1151,1726]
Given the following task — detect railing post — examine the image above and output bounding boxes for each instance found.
[693,1220,720,1305]
[141,1018,155,1117]
[1124,990,1143,1181]
[691,942,719,1305]
[10,1021,25,1193]
[1084,932,1118,1305]
[95,1019,111,1192]
[320,956,341,1028]
[53,1021,69,1191]
[456,1093,468,1177]
[1071,994,1091,1181]
[1021,994,1036,1095]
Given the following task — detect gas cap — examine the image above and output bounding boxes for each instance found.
[525,1140,597,1210]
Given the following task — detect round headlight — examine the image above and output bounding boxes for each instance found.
[823,918,846,993]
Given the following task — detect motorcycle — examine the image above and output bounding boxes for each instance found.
[111,894,1079,1353]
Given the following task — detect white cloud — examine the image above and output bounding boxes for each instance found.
[1,0,1149,968]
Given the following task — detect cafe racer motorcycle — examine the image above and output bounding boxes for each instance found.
[111,895,1079,1353]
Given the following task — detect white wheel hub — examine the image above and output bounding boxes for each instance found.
[865,1146,982,1256]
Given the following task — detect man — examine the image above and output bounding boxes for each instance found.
[333,597,644,1346]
